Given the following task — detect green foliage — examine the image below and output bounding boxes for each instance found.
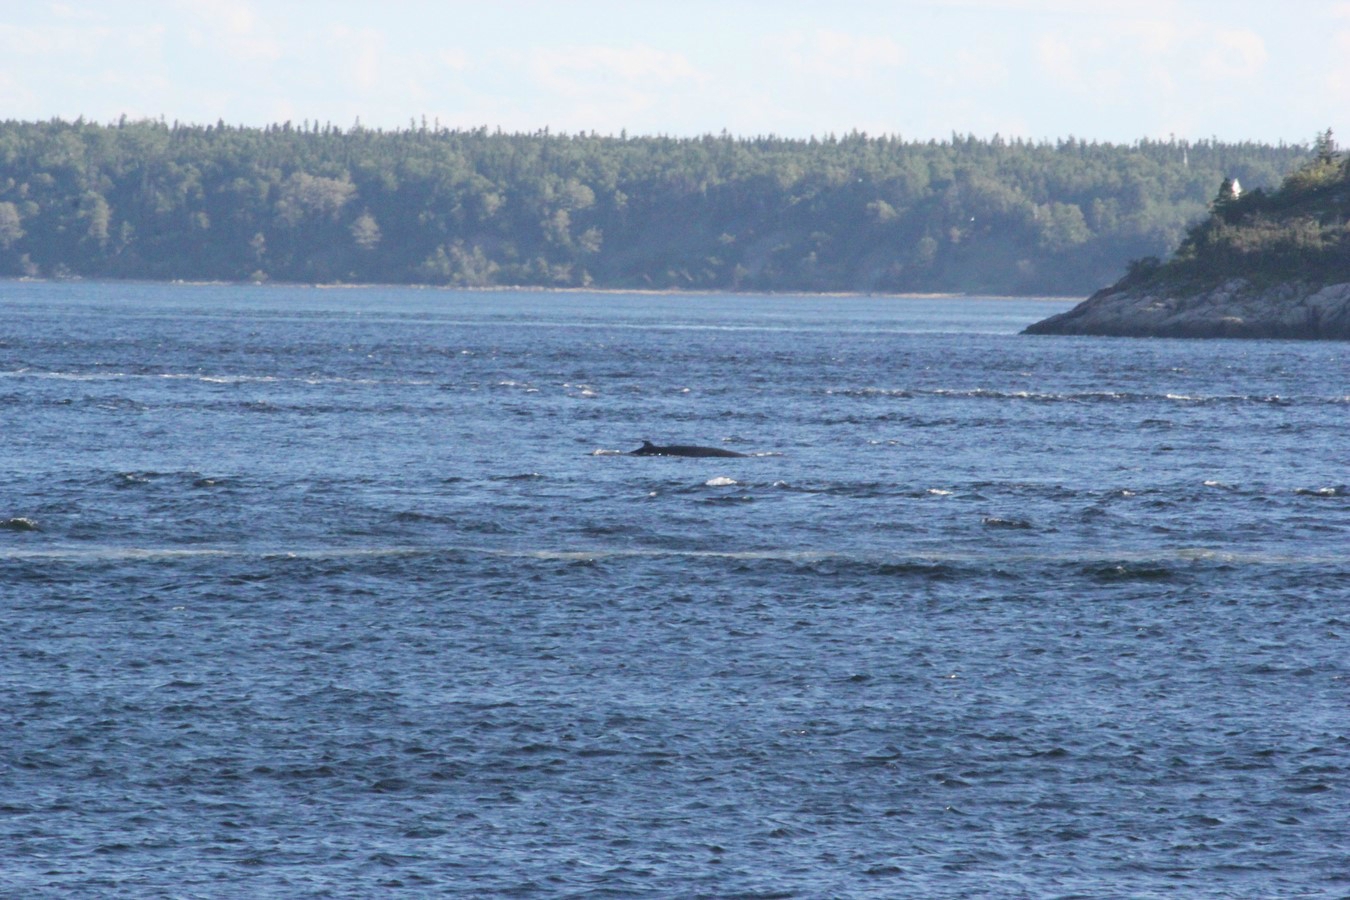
[0,118,1314,293]
[1133,134,1350,288]
[1314,128,1338,165]
[0,201,23,249]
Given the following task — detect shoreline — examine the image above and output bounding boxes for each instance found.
[3,276,1077,303]
[1023,278,1350,339]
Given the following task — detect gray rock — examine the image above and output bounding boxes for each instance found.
[1024,278,1350,339]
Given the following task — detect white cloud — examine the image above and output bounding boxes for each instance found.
[0,69,35,107]
[485,45,706,133]
[172,0,258,35]
[530,44,705,90]
[0,19,166,120]
[1201,29,1267,80]
[0,22,159,56]
[1036,14,1188,89]
[1034,34,1076,83]
[48,3,108,21]
[947,48,1009,88]
[175,0,280,62]
[439,49,470,72]
[768,29,905,80]
[1033,12,1270,102]
[522,44,707,124]
[931,0,1177,11]
[1326,29,1350,101]
[1119,17,1181,56]
[329,25,385,94]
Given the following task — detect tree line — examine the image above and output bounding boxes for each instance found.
[0,117,1313,295]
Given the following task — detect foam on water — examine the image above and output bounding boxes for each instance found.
[2,541,1347,570]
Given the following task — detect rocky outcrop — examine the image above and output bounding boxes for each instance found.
[1024,279,1350,339]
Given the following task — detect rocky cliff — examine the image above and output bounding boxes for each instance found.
[1023,278,1350,339]
[1025,132,1350,340]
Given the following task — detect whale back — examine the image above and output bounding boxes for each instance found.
[630,441,746,458]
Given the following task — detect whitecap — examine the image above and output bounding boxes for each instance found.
[1,544,1345,568]
[196,374,278,384]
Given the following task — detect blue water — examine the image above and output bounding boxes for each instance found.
[2,281,1347,898]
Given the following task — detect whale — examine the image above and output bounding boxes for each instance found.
[629,440,747,458]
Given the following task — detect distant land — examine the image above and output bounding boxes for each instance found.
[0,118,1317,297]
[1025,130,1350,339]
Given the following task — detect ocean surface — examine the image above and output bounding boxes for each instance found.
[2,281,1347,898]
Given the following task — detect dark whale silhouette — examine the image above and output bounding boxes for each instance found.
[629,441,747,458]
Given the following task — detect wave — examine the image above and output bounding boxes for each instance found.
[825,386,1346,406]
[110,470,237,489]
[0,369,425,387]
[2,543,1344,569]
[1295,485,1347,497]
[30,467,1345,511]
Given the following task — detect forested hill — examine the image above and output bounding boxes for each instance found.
[0,118,1311,294]
[1120,132,1350,290]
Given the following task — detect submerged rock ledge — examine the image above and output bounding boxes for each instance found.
[1024,279,1350,339]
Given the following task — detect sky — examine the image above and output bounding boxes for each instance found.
[2,0,1347,145]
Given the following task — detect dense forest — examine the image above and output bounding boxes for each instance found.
[1119,130,1350,291]
[0,118,1313,295]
